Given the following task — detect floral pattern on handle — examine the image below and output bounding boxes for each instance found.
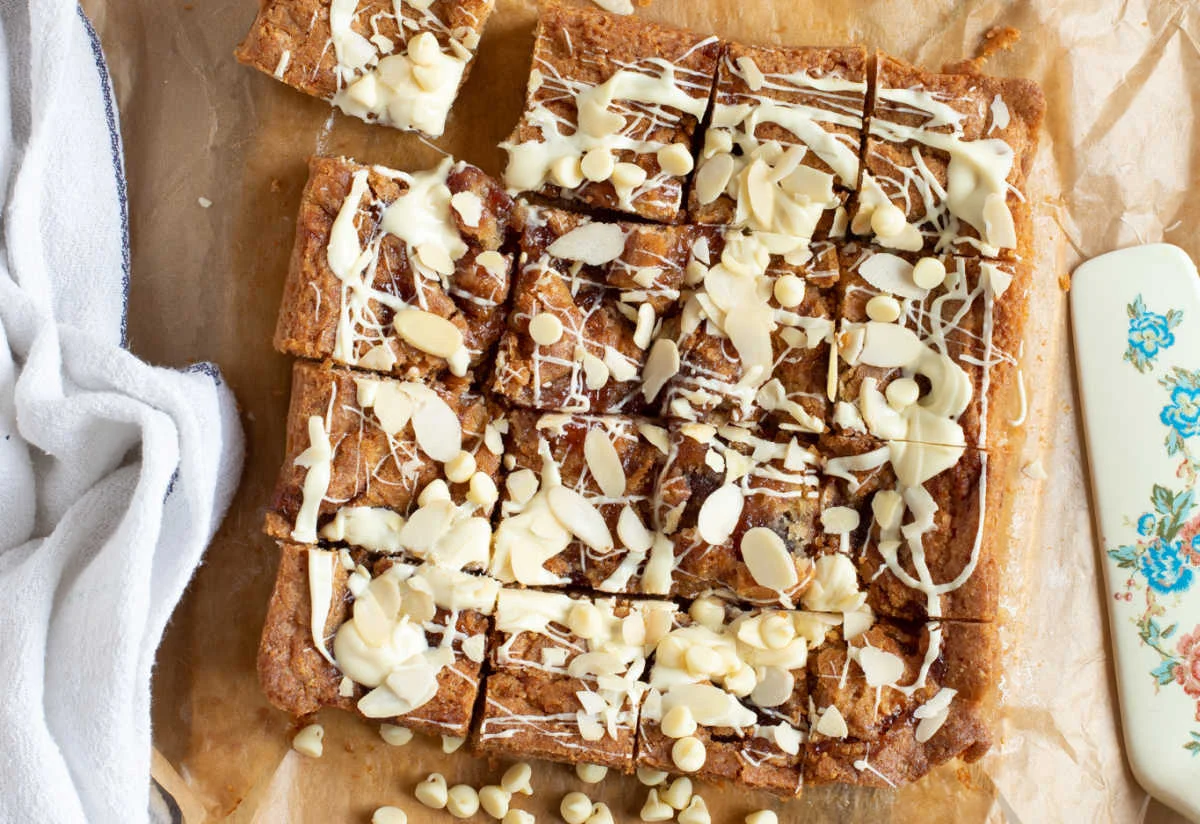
[1109,295,1200,754]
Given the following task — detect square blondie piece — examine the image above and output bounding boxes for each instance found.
[805,618,994,787]
[853,53,1045,258]
[490,409,671,593]
[689,44,868,238]
[501,1,720,223]
[833,244,1028,452]
[656,230,838,432]
[475,589,677,772]
[265,360,504,572]
[274,156,516,383]
[235,0,494,137]
[820,433,1007,622]
[637,601,840,797]
[257,543,499,738]
[490,208,696,414]
[655,422,865,611]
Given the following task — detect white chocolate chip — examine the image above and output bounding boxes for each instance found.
[379,723,413,746]
[576,763,608,784]
[561,791,593,824]
[746,812,779,824]
[501,762,533,796]
[821,506,861,534]
[416,773,449,809]
[552,155,586,189]
[657,143,694,176]
[773,274,805,308]
[870,202,907,238]
[661,776,693,811]
[865,294,901,323]
[612,161,648,189]
[885,377,920,409]
[442,735,466,754]
[479,785,511,819]
[581,148,616,183]
[671,736,707,772]
[640,789,675,822]
[505,468,540,505]
[568,601,604,639]
[445,450,477,484]
[447,785,480,819]
[637,766,669,786]
[587,803,615,824]
[661,704,698,739]
[468,471,499,509]
[679,795,711,824]
[372,806,408,824]
[503,811,535,824]
[291,723,324,758]
[688,595,725,629]
[407,31,439,65]
[529,312,564,346]
[912,257,947,289]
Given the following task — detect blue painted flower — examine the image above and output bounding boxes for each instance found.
[1138,539,1196,595]
[1162,385,1200,439]
[1129,311,1177,359]
[1138,514,1157,536]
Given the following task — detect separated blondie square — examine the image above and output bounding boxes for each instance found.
[655,230,839,432]
[832,243,1028,453]
[475,589,678,772]
[689,44,868,239]
[852,53,1045,258]
[820,432,1007,622]
[501,0,720,223]
[490,207,696,414]
[274,156,516,383]
[489,409,672,593]
[805,618,994,787]
[636,600,840,797]
[257,543,499,738]
[235,0,494,137]
[654,421,864,611]
[265,360,504,572]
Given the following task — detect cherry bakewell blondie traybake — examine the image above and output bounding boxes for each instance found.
[243,0,1043,800]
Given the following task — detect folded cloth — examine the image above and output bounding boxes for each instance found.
[0,2,244,822]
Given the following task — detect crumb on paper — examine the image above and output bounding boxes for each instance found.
[198,196,212,208]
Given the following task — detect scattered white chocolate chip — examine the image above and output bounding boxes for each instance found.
[447,784,480,819]
[372,806,408,824]
[529,312,564,346]
[445,450,477,484]
[612,161,648,189]
[640,789,675,822]
[568,601,604,639]
[870,202,907,238]
[587,803,616,824]
[576,763,608,784]
[746,811,779,824]
[468,471,499,509]
[657,143,695,176]
[416,773,449,809]
[479,785,511,819]
[885,377,920,409]
[661,777,693,810]
[912,257,947,289]
[637,766,669,786]
[442,735,466,754]
[291,723,324,758]
[679,795,711,824]
[552,155,586,189]
[561,791,593,824]
[671,736,706,772]
[503,811,535,824]
[773,274,806,308]
[821,506,860,534]
[501,762,534,796]
[661,704,698,739]
[865,294,901,323]
[379,723,413,746]
[581,147,616,183]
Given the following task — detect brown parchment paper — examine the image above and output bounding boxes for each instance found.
[77,0,1200,820]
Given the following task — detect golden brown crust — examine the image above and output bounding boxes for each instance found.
[273,156,515,381]
[265,360,500,543]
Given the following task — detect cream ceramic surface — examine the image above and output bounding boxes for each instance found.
[1072,244,1200,823]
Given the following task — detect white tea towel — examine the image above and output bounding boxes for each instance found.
[0,2,245,822]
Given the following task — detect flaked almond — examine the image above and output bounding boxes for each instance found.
[394,309,464,359]
[633,302,656,350]
[476,249,507,277]
[641,338,680,402]
[415,242,455,276]
[858,321,923,368]
[408,389,462,462]
[740,527,798,590]
[736,55,765,90]
[604,346,637,382]
[694,153,734,205]
[814,705,848,738]
[750,665,795,708]
[582,351,611,389]
[858,646,905,688]
[370,381,414,436]
[450,191,482,227]
[821,506,860,535]
[617,505,653,552]
[857,251,925,299]
[548,221,626,265]
[584,427,626,497]
[548,486,613,551]
[697,483,743,545]
[579,97,626,138]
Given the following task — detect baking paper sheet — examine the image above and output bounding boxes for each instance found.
[77,0,1200,820]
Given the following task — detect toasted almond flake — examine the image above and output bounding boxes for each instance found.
[858,646,905,687]
[548,486,613,551]
[858,321,923,368]
[548,222,626,264]
[740,527,798,590]
[814,705,848,738]
[603,346,637,382]
[781,165,835,202]
[393,310,464,359]
[697,484,743,545]
[449,191,482,227]
[637,422,670,455]
[369,381,414,436]
[633,302,657,350]
[416,242,455,276]
[983,261,1014,297]
[529,311,564,346]
[582,351,611,389]
[641,338,680,402]
[292,723,325,757]
[584,428,626,497]
[745,159,776,226]
[694,153,734,205]
[773,274,805,308]
[870,202,907,238]
[821,506,860,534]
[409,391,462,462]
[750,665,795,708]
[858,251,925,300]
[506,468,540,503]
[476,250,507,277]
[397,499,455,550]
